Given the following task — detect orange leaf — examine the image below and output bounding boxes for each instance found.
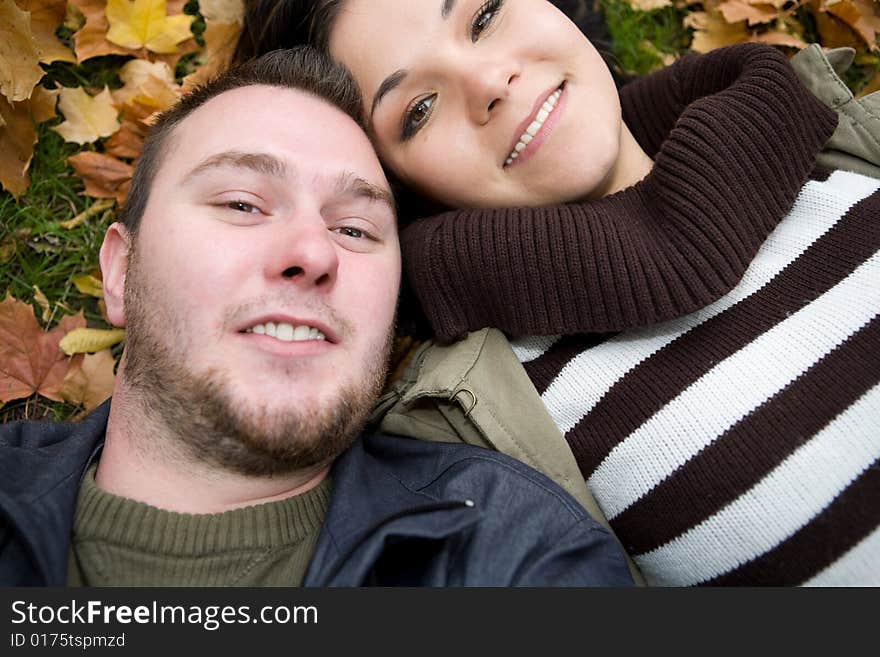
[0,86,58,198]
[182,20,242,91]
[810,0,865,49]
[0,0,45,103]
[825,0,880,51]
[70,0,131,62]
[60,348,116,411]
[68,151,134,203]
[104,121,144,159]
[0,294,85,404]
[15,0,77,63]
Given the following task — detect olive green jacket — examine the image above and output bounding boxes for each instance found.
[370,328,648,582]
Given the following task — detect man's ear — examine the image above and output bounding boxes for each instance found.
[100,222,131,328]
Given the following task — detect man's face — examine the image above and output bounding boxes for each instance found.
[107,84,401,475]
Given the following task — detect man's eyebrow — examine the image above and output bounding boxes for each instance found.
[336,173,395,213]
[184,151,287,182]
[369,0,456,122]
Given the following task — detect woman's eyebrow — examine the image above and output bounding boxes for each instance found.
[369,0,457,122]
[370,69,408,121]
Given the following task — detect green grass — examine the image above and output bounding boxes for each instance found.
[602,0,690,77]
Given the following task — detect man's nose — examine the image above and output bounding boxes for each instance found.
[265,215,339,289]
[461,56,519,125]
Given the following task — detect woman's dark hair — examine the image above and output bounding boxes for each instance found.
[234,1,345,65]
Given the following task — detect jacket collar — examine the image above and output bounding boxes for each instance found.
[0,401,108,585]
[303,434,481,586]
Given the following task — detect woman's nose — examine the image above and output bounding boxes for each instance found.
[461,57,520,125]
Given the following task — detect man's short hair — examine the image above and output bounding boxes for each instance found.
[120,46,364,237]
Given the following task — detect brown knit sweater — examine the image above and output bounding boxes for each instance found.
[399,44,880,586]
[401,44,838,342]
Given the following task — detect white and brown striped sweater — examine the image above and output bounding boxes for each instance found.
[400,45,879,585]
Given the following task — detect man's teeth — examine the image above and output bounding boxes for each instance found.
[246,322,326,342]
[505,87,562,167]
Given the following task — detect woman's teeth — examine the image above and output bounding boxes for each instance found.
[246,322,326,342]
[505,86,563,167]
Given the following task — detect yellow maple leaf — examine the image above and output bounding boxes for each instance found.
[0,0,45,103]
[59,327,126,355]
[52,86,120,144]
[113,58,180,112]
[106,0,195,54]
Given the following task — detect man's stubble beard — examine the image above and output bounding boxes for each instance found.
[120,244,394,477]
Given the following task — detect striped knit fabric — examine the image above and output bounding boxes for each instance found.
[512,169,880,585]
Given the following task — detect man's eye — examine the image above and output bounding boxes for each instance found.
[333,226,365,239]
[471,0,503,42]
[401,94,436,140]
[226,201,259,213]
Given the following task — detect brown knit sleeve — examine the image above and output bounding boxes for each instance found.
[401,43,839,343]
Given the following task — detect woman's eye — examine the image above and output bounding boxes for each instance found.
[471,0,503,42]
[401,94,436,140]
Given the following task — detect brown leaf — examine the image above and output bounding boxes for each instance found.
[104,121,144,159]
[52,86,121,144]
[60,348,116,411]
[810,0,865,49]
[182,20,242,90]
[0,293,85,404]
[685,11,750,52]
[718,1,780,26]
[0,86,55,197]
[29,84,59,123]
[755,29,809,49]
[68,151,133,203]
[15,0,77,63]
[0,96,36,197]
[825,0,880,51]
[0,0,45,103]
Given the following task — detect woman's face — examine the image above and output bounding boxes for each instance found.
[329,0,624,208]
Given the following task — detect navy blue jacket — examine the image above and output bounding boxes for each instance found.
[0,401,633,586]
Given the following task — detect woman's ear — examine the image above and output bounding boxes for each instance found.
[99,222,131,328]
